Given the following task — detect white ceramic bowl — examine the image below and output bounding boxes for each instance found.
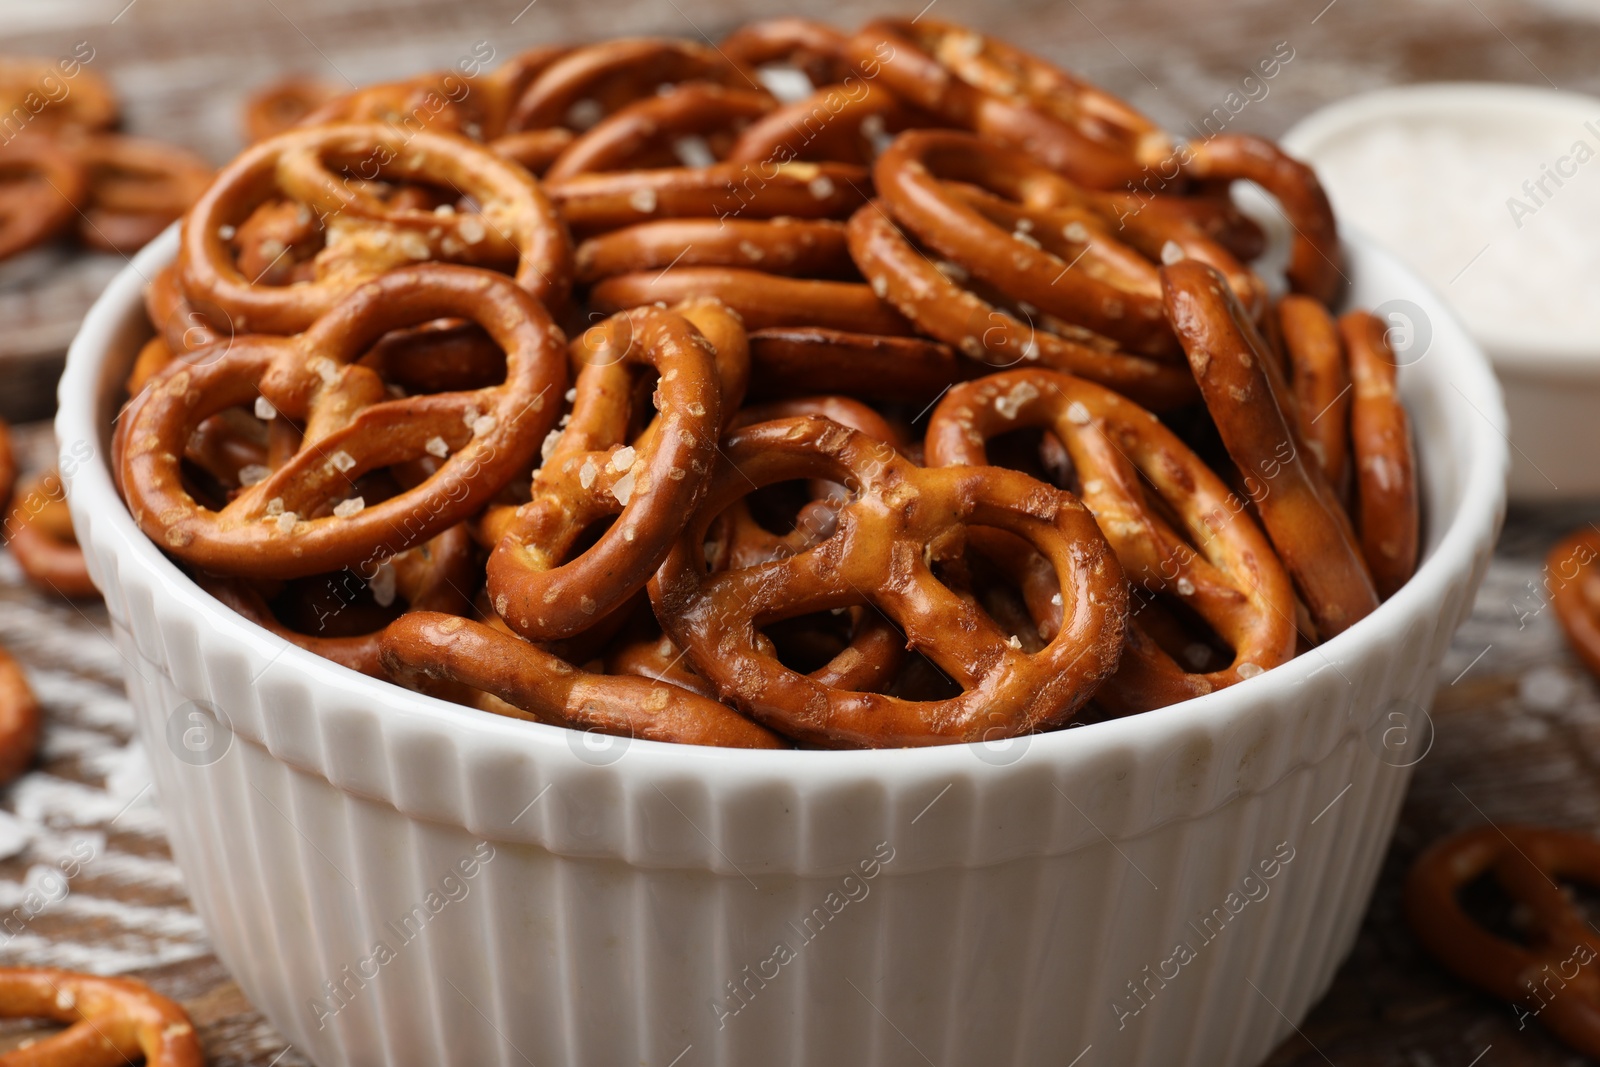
[1283,83,1600,503]
[59,229,1506,1067]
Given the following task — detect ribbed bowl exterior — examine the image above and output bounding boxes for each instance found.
[60,229,1506,1067]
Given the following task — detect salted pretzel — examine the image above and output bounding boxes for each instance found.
[927,369,1296,712]
[179,122,570,334]
[201,524,478,677]
[299,71,493,141]
[719,19,855,89]
[1406,825,1600,1057]
[543,83,775,180]
[1277,295,1349,491]
[604,624,720,700]
[575,217,853,283]
[847,19,1170,189]
[649,415,1128,747]
[0,135,86,261]
[0,645,37,784]
[1178,135,1344,305]
[477,46,571,141]
[1161,260,1377,638]
[591,267,914,336]
[1341,310,1418,599]
[483,302,732,641]
[1550,529,1600,681]
[705,397,910,694]
[7,471,97,600]
[543,159,869,234]
[872,130,1262,357]
[379,612,784,748]
[725,80,918,166]
[243,75,341,143]
[746,327,972,403]
[71,134,212,255]
[846,203,1195,411]
[502,38,755,135]
[0,58,118,132]
[0,967,203,1067]
[118,263,566,579]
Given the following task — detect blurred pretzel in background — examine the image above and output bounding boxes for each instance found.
[0,55,209,264]
[1407,826,1600,1058]
[103,14,1424,751]
[0,967,203,1067]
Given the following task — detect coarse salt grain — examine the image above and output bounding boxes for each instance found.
[611,470,637,505]
[334,496,365,518]
[629,187,658,213]
[330,450,356,473]
[239,464,271,487]
[579,457,598,489]
[426,436,450,458]
[254,396,276,420]
[370,563,397,607]
[610,445,636,473]
[275,511,298,533]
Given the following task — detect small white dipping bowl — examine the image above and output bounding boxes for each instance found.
[59,228,1505,1067]
[1284,82,1600,503]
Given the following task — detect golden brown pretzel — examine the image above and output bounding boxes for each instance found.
[544,83,775,180]
[477,46,572,141]
[179,123,570,334]
[0,58,118,133]
[71,134,212,254]
[846,19,1170,188]
[200,524,478,677]
[872,130,1261,357]
[590,266,914,336]
[724,80,918,166]
[926,369,1296,712]
[503,38,753,135]
[649,415,1129,747]
[484,302,731,641]
[746,327,973,403]
[845,202,1196,411]
[1405,826,1600,1058]
[575,217,854,283]
[1161,260,1377,638]
[379,612,784,748]
[6,471,97,600]
[488,128,576,175]
[719,19,855,88]
[0,135,86,261]
[0,967,203,1067]
[604,624,719,700]
[0,646,38,785]
[543,159,869,235]
[243,75,341,143]
[1550,529,1600,681]
[1342,309,1418,599]
[118,263,566,579]
[144,264,224,356]
[299,71,492,140]
[1179,135,1343,305]
[1277,295,1349,491]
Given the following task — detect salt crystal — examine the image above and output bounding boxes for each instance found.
[610,445,636,473]
[472,414,497,436]
[426,436,450,458]
[808,176,836,199]
[1236,661,1264,679]
[275,511,298,533]
[612,470,637,505]
[329,450,356,473]
[254,396,276,420]
[579,458,598,489]
[239,464,271,487]
[334,497,365,518]
[1160,240,1185,265]
[370,562,397,607]
[628,187,658,213]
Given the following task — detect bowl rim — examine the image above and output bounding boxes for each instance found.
[57,226,1509,786]
[1281,80,1600,378]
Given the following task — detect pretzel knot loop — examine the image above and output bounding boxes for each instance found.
[485,301,734,641]
[1406,826,1600,1057]
[0,967,203,1067]
[119,263,567,580]
[179,122,571,334]
[649,414,1129,747]
[927,369,1296,713]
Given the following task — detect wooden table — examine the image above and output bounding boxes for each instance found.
[1,0,1596,1062]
